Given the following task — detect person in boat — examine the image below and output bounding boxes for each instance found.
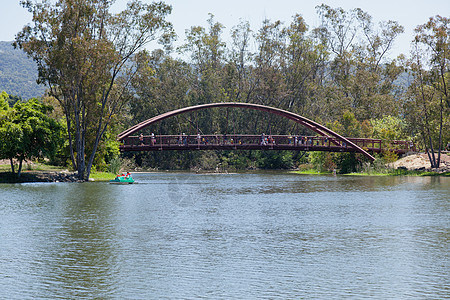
[126,172,132,179]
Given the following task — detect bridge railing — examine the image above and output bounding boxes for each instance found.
[120,134,414,154]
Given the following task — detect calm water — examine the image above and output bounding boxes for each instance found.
[0,173,449,299]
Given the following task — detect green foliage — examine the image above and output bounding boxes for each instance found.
[371,115,408,140]
[0,95,64,176]
[381,150,399,164]
[254,151,294,169]
[92,135,121,171]
[327,111,366,138]
[335,153,359,174]
[309,151,336,172]
[341,111,362,137]
[221,151,250,170]
[107,157,122,175]
[0,91,9,110]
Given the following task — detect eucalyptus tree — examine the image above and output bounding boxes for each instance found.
[348,10,405,120]
[314,5,404,121]
[178,14,229,133]
[179,14,226,102]
[14,0,174,180]
[405,16,449,168]
[129,49,195,133]
[248,18,288,134]
[315,4,358,84]
[280,14,328,120]
[253,18,286,107]
[227,20,253,102]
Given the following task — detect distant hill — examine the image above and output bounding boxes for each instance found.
[0,41,46,99]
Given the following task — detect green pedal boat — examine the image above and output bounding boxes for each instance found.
[110,174,135,184]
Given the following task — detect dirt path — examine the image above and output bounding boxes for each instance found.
[389,153,450,172]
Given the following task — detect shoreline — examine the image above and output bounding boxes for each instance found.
[1,153,449,183]
[1,168,448,184]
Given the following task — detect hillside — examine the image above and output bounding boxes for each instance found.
[0,41,46,99]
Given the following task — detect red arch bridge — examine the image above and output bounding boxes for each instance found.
[118,103,416,161]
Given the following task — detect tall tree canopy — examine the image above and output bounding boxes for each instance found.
[14,0,174,180]
[405,16,449,168]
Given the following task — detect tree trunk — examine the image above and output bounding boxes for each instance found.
[74,95,85,181]
[436,95,444,168]
[17,159,23,178]
[9,158,15,175]
[66,114,77,171]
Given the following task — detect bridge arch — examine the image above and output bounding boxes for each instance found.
[118,102,375,161]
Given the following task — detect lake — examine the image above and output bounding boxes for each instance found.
[1,173,449,299]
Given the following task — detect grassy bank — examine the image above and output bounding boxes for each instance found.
[89,171,116,181]
[289,170,333,175]
[345,169,450,176]
[289,168,450,177]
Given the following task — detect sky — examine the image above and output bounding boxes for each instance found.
[2,0,449,59]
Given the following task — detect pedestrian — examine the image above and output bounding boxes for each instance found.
[150,132,155,146]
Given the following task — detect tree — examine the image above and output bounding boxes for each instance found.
[14,0,174,180]
[228,20,253,102]
[129,49,194,133]
[405,16,449,168]
[0,91,9,111]
[314,5,404,121]
[0,98,64,177]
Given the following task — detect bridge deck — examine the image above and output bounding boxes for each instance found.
[119,134,415,154]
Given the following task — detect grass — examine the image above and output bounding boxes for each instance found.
[344,172,391,176]
[289,169,332,175]
[345,169,450,177]
[89,171,116,181]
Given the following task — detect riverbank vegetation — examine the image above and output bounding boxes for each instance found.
[1,1,448,181]
[0,161,115,183]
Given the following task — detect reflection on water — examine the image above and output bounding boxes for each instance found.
[0,173,449,299]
